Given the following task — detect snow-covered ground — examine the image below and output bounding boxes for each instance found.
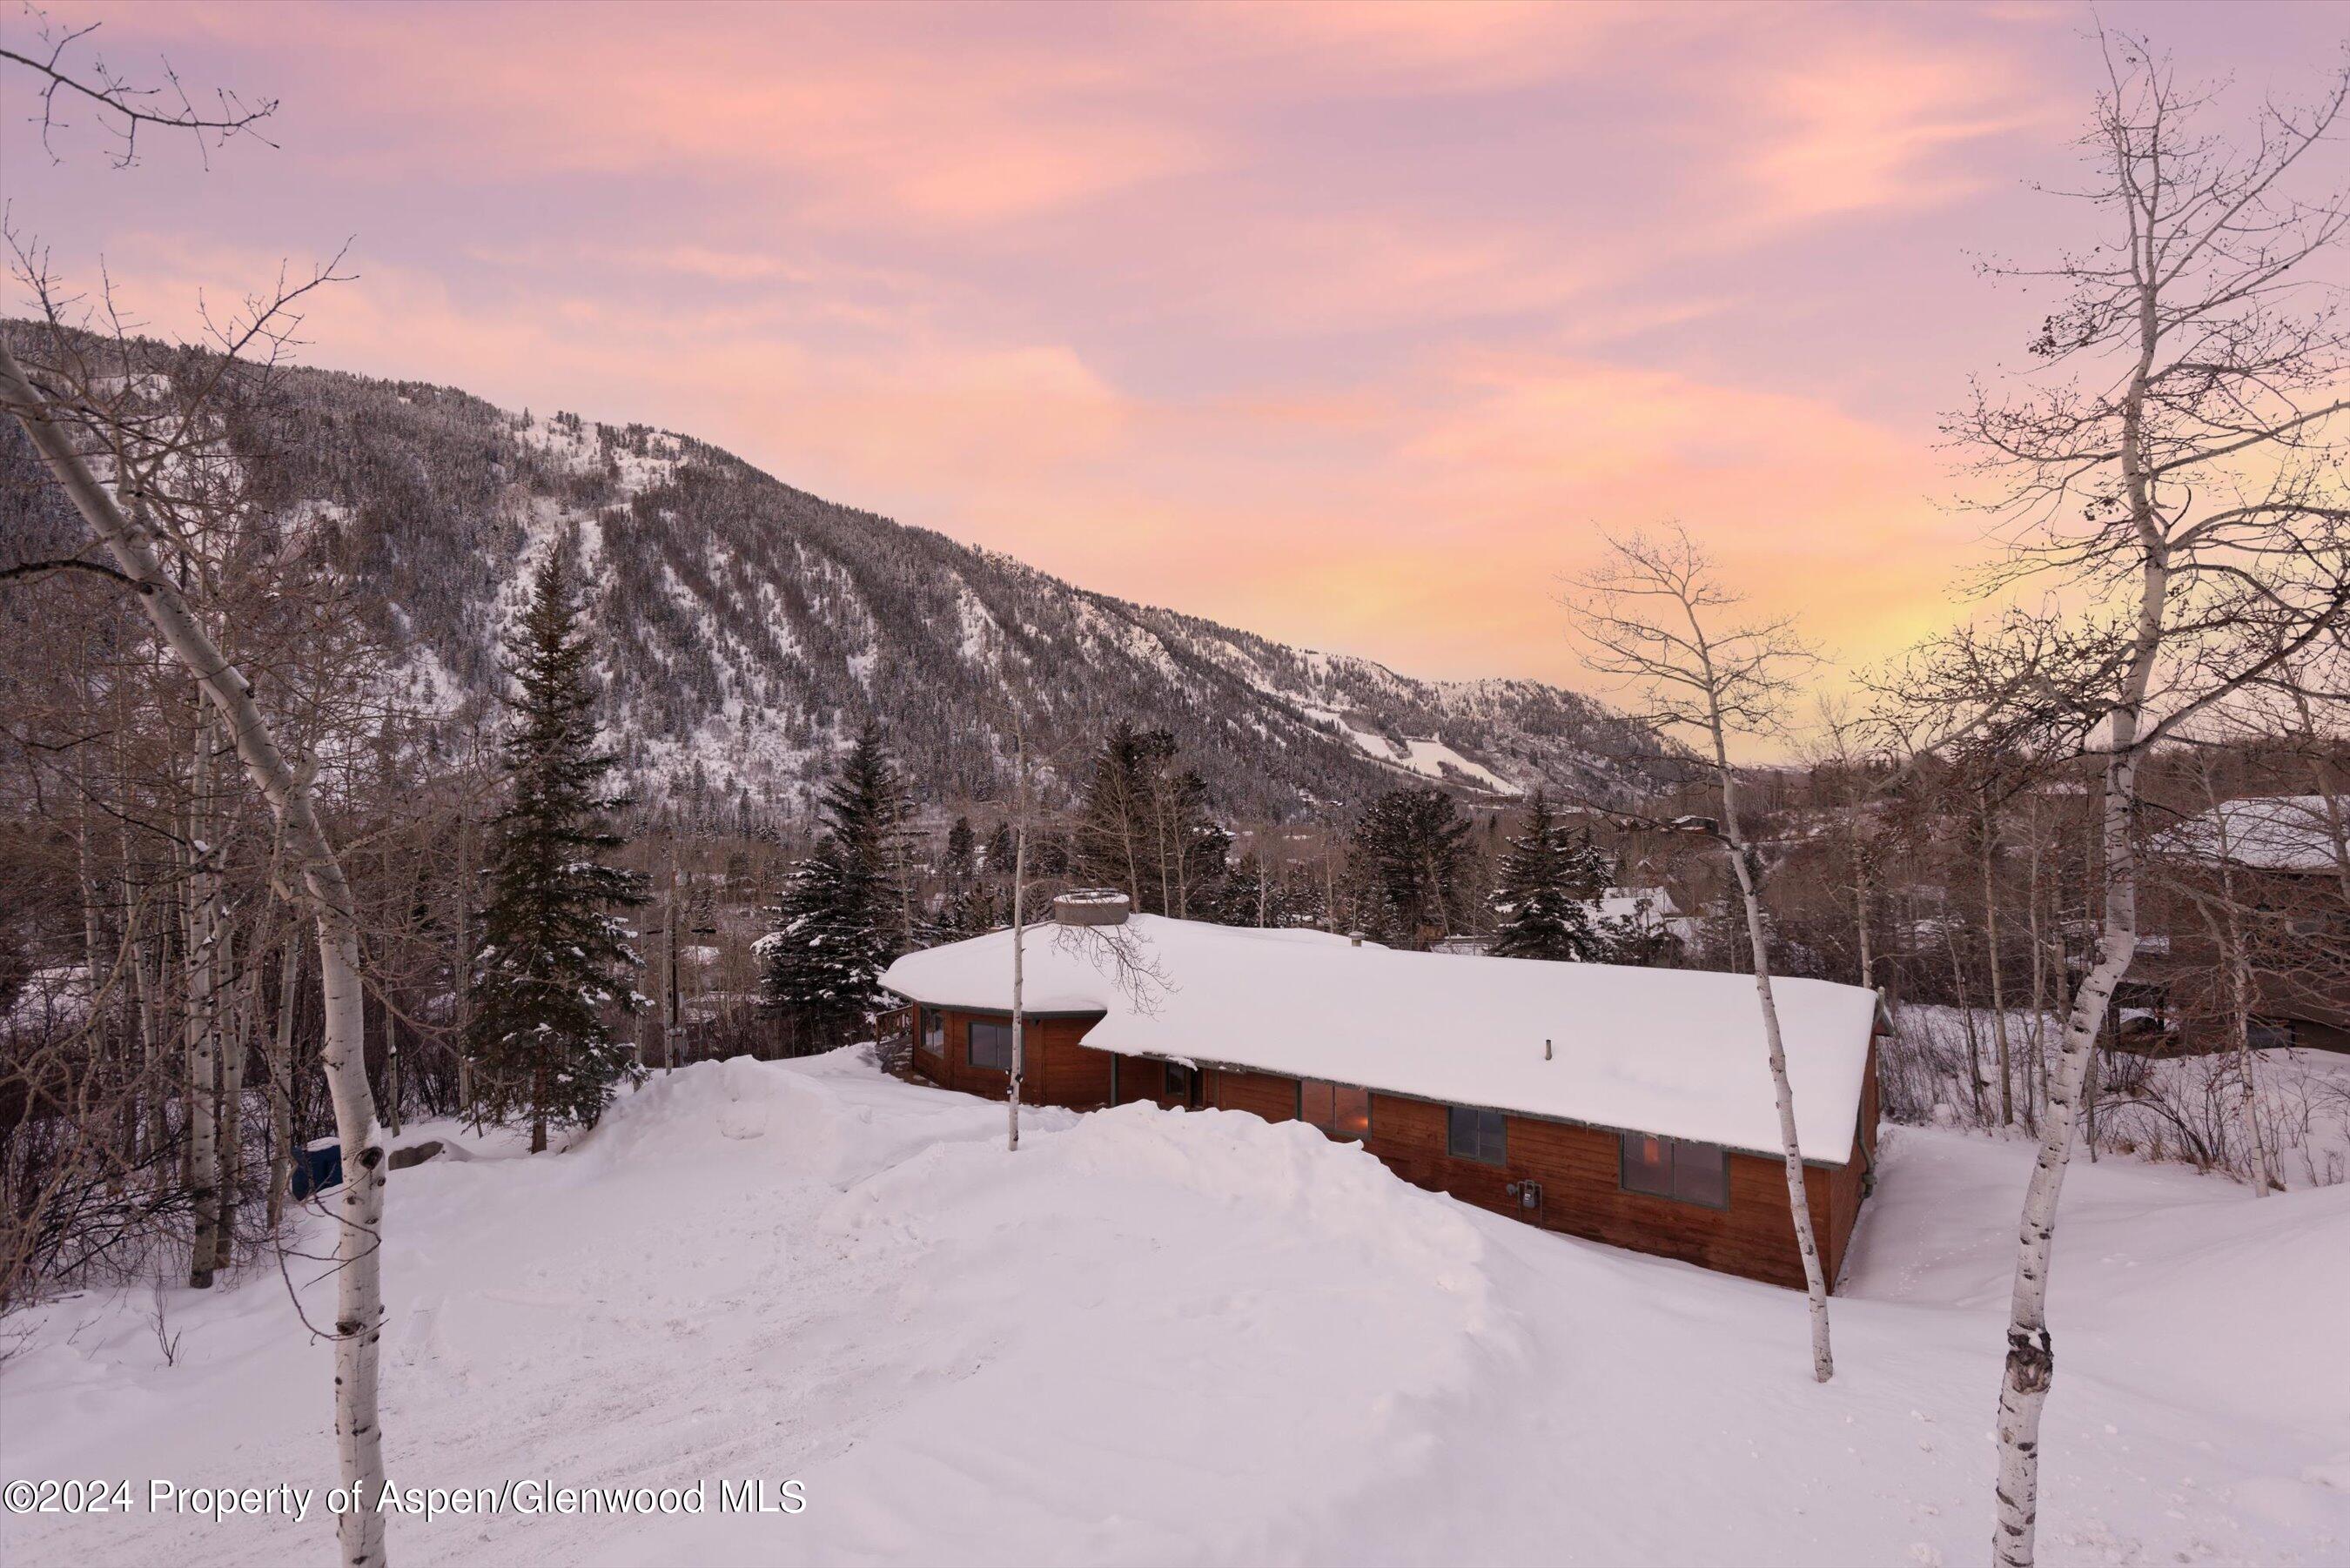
[4,1051,2344,1566]
[1890,1004,2350,1187]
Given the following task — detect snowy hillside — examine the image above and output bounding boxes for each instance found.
[0,343,1681,820]
[4,1051,2342,1567]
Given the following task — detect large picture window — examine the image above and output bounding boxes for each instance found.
[1300,1080,1371,1141]
[1620,1133,1729,1207]
[1447,1105,1507,1165]
[968,1018,1013,1071]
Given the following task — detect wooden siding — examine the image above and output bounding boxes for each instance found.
[1361,1091,1863,1293]
[1107,1054,1178,1108]
[905,1008,1111,1109]
[906,1008,1883,1294]
[1206,1068,1299,1122]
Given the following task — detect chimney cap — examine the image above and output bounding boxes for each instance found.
[1053,888,1131,926]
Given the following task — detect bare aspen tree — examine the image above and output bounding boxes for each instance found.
[268,915,300,1231]
[1568,523,1836,1383]
[0,319,391,1568]
[0,28,389,1550]
[1934,36,2350,1565]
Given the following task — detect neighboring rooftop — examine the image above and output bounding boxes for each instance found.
[2163,794,2346,873]
[879,915,1881,1163]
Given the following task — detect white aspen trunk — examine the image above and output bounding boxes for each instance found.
[268,919,299,1232]
[1992,268,2169,1552]
[217,927,251,1268]
[133,921,168,1162]
[185,711,221,1289]
[2204,816,2276,1195]
[1708,716,1832,1383]
[1982,797,2014,1127]
[1944,916,1987,1123]
[381,980,402,1139]
[1993,742,2138,1565]
[1854,853,1875,991]
[1,342,391,1568]
[2024,811,2049,1136]
[1008,730,1029,1154]
[125,815,170,1163]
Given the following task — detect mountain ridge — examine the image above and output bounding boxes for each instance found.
[3,335,1686,823]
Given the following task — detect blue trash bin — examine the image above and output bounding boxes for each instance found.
[292,1141,344,1198]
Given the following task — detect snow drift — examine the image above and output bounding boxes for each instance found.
[3,1049,2345,1567]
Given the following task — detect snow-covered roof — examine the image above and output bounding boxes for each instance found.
[880,915,1879,1163]
[1581,887,1695,933]
[2163,794,2344,873]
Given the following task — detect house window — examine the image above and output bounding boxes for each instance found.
[1447,1105,1507,1164]
[1164,1061,1197,1104]
[1621,1133,1729,1207]
[920,1009,945,1058]
[1300,1080,1372,1141]
[968,1018,1013,1071]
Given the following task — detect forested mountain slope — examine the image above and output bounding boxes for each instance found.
[4,337,1682,822]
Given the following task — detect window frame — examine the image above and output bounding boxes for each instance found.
[1163,1060,1197,1105]
[919,1008,946,1058]
[1446,1104,1507,1165]
[967,1016,1014,1072]
[1618,1131,1730,1210]
[1299,1079,1372,1141]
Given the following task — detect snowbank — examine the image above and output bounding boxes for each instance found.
[4,1051,2346,1567]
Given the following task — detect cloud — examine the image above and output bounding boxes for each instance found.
[18,0,2170,740]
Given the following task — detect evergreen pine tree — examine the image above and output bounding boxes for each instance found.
[822,721,917,943]
[761,723,916,1050]
[984,821,1016,877]
[757,841,890,1053]
[1487,789,1609,961]
[1347,787,1474,949]
[467,553,648,1152]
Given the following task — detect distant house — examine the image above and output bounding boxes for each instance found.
[2150,794,2350,1054]
[1583,885,1699,946]
[880,901,1884,1291]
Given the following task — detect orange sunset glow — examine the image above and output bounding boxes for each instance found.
[7,1,2345,705]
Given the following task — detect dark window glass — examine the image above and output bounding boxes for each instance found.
[1621,1133,1729,1207]
[1447,1105,1507,1164]
[1622,1132,1674,1196]
[1673,1141,1728,1206]
[968,1018,1013,1071]
[1301,1080,1370,1141]
[1164,1061,1196,1103]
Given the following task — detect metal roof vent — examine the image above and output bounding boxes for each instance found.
[1053,888,1131,927]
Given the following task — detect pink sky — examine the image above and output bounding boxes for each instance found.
[7,1,2347,707]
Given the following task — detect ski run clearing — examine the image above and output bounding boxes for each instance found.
[3,1049,2345,1568]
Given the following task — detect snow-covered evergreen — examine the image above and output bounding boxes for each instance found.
[465,553,649,1152]
[1487,789,1614,962]
[760,725,916,1051]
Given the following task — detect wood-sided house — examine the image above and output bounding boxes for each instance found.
[880,900,1884,1292]
[2145,794,2350,1055]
